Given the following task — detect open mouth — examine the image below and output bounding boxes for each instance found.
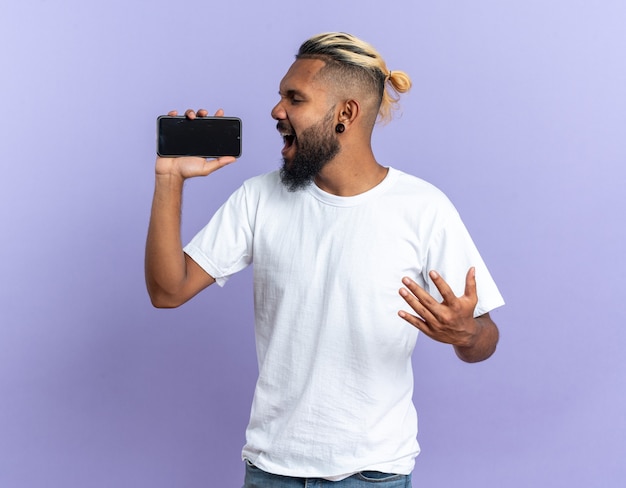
[278,125,297,156]
[282,134,295,151]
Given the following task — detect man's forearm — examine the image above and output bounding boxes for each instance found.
[145,174,188,305]
[453,313,499,363]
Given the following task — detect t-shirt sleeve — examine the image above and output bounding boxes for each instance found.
[183,184,254,287]
[424,209,505,317]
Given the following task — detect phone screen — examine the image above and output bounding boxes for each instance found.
[157,116,242,158]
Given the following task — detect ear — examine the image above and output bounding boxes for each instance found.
[337,99,360,127]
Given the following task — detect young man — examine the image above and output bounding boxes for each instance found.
[146,32,504,487]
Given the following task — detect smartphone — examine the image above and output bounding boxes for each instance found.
[156,115,242,158]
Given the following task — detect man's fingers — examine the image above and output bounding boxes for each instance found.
[399,286,437,324]
[428,270,458,304]
[199,108,226,117]
[464,267,478,300]
[169,108,223,119]
[398,309,427,332]
[199,156,236,175]
[400,272,473,324]
[401,277,437,307]
[398,270,480,344]
[213,156,237,166]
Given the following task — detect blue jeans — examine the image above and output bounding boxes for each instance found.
[243,460,412,487]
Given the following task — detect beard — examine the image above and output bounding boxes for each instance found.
[279,109,340,192]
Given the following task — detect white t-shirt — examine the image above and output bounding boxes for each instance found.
[184,167,504,480]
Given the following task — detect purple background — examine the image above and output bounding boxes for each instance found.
[1,1,625,486]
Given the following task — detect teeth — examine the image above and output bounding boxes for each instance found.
[281,133,295,146]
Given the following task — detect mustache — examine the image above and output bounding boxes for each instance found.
[276,121,293,133]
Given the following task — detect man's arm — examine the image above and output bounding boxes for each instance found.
[145,109,236,308]
[398,267,499,363]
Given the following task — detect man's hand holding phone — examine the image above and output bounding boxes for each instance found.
[155,108,239,181]
[146,108,237,308]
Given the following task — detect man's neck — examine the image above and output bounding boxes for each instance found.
[314,151,388,197]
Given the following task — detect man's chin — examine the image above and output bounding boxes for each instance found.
[279,161,315,192]
[281,154,295,169]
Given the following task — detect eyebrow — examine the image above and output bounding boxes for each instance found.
[279,89,307,98]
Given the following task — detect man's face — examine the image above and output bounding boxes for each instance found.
[278,107,340,191]
[272,59,341,191]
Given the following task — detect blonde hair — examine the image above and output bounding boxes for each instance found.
[297,32,412,123]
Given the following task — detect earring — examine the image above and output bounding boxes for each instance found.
[335,123,345,133]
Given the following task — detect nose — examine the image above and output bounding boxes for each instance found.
[271,100,286,121]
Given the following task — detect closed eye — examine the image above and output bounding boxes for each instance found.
[278,89,307,105]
